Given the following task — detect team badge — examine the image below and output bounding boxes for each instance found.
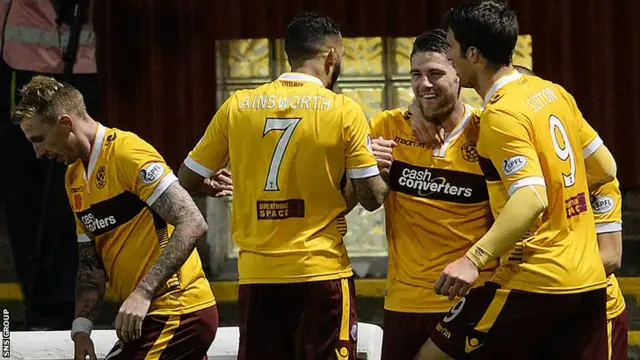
[139,162,165,184]
[461,141,479,162]
[95,166,107,189]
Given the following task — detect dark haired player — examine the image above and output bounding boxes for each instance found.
[178,11,388,360]
[414,1,617,359]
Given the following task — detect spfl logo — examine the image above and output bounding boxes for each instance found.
[591,196,615,214]
[139,162,164,184]
[502,155,527,176]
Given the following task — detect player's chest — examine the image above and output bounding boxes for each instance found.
[388,130,487,204]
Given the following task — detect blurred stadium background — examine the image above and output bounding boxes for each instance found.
[1,0,640,358]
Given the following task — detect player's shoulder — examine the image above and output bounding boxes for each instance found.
[65,159,83,187]
[371,108,408,126]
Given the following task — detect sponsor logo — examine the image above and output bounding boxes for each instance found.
[435,323,451,339]
[80,213,117,233]
[394,136,427,149]
[70,186,83,194]
[461,141,479,162]
[592,195,615,214]
[351,324,358,341]
[95,166,107,189]
[489,92,505,104]
[257,199,305,220]
[365,134,373,153]
[465,337,483,353]
[389,161,488,204]
[139,162,164,184]
[566,192,588,219]
[502,155,527,176]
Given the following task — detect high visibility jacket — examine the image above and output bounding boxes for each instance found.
[1,0,96,74]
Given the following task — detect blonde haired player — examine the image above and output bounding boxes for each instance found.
[11,76,217,360]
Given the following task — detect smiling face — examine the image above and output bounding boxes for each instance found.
[19,115,80,165]
[410,51,460,119]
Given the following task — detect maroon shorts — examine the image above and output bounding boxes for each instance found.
[382,310,447,360]
[608,309,629,360]
[430,282,608,360]
[238,277,358,360]
[105,305,218,360]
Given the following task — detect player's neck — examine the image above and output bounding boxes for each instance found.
[476,65,515,102]
[78,117,98,167]
[438,101,466,134]
[290,64,327,88]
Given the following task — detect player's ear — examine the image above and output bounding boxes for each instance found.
[58,114,74,130]
[468,46,481,65]
[325,47,338,73]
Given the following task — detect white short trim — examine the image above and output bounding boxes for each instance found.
[145,173,178,206]
[583,136,604,159]
[596,221,622,234]
[77,233,91,243]
[184,156,214,178]
[347,165,380,179]
[508,176,546,197]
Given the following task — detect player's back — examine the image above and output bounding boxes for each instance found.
[225,73,370,284]
[478,73,606,293]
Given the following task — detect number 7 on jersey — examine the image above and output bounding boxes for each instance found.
[263,118,302,191]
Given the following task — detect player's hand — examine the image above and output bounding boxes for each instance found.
[434,255,479,300]
[73,332,97,360]
[371,137,397,169]
[408,98,445,147]
[203,168,233,197]
[115,288,152,343]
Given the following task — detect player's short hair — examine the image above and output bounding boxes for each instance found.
[284,11,341,64]
[514,64,534,75]
[410,29,449,58]
[443,0,518,67]
[10,75,86,125]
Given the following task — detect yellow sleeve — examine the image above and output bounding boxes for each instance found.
[116,136,177,206]
[591,180,622,234]
[343,100,379,179]
[184,98,231,177]
[480,108,545,196]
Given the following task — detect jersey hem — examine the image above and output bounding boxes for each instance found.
[238,269,353,285]
[383,303,454,314]
[494,280,607,294]
[147,298,216,316]
[606,305,627,321]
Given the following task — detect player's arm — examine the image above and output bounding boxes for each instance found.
[118,139,208,298]
[72,230,107,338]
[466,109,548,268]
[592,180,623,275]
[138,181,208,296]
[178,99,231,194]
[344,103,388,211]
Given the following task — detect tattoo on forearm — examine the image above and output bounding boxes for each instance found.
[75,241,107,321]
[139,182,207,296]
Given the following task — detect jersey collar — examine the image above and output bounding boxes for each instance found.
[84,123,106,182]
[482,70,522,108]
[277,72,325,87]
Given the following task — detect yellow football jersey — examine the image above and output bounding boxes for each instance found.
[66,124,215,315]
[371,105,495,313]
[184,72,379,284]
[477,71,607,294]
[591,180,625,320]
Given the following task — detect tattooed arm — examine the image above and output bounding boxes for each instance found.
[351,174,389,211]
[135,181,208,297]
[75,237,107,322]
